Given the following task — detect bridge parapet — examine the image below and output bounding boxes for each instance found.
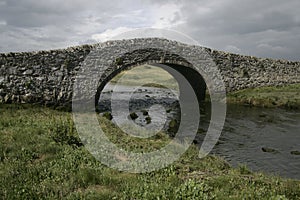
[0,38,299,108]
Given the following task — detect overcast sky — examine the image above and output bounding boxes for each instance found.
[0,0,299,60]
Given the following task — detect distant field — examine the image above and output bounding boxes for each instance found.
[110,64,179,90]
[227,83,300,109]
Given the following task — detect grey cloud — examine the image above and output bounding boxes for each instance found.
[1,0,110,28]
[0,0,299,61]
[175,0,300,60]
[0,0,147,52]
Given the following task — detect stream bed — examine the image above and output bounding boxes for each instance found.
[99,84,300,179]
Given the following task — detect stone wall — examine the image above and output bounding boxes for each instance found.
[0,45,92,107]
[210,49,300,91]
[0,38,299,108]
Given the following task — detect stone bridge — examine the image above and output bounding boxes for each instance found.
[0,38,299,109]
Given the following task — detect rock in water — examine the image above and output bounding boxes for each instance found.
[129,112,138,120]
[261,147,278,153]
[291,151,300,155]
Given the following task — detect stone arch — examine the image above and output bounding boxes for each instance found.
[72,38,227,169]
[72,38,225,114]
[94,48,207,109]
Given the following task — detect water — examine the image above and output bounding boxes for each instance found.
[212,104,300,179]
[99,84,300,179]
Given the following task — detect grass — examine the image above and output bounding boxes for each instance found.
[227,83,300,109]
[0,104,300,199]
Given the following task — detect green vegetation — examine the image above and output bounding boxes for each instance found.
[227,84,300,109]
[1,104,300,199]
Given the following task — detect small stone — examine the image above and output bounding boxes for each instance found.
[36,77,45,81]
[23,70,33,75]
[4,95,11,103]
[21,93,33,103]
[259,113,267,118]
[129,112,138,120]
[51,67,59,71]
[33,65,41,70]
[262,147,278,153]
[141,110,148,116]
[291,151,300,155]
[145,116,151,124]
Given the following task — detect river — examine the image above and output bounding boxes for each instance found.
[99,84,300,179]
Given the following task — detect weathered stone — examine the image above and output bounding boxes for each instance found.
[21,93,33,103]
[36,77,45,81]
[23,70,33,75]
[4,94,11,103]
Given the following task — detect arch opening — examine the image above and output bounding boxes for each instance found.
[95,62,209,136]
[95,62,207,111]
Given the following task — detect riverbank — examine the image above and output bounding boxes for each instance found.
[104,64,300,109]
[0,104,299,199]
[226,83,300,109]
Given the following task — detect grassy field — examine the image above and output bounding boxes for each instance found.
[110,65,179,90]
[1,104,300,199]
[227,84,300,109]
